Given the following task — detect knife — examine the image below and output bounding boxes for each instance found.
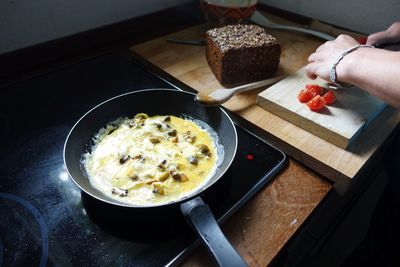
[251,10,335,41]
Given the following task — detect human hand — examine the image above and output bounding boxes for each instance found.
[367,22,400,50]
[305,34,359,81]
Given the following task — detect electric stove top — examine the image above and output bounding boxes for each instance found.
[0,53,286,267]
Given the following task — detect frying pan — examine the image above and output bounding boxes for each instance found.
[63,89,247,267]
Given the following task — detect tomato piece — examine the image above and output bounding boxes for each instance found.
[357,36,368,45]
[305,84,324,96]
[297,89,314,103]
[322,90,336,105]
[306,95,326,111]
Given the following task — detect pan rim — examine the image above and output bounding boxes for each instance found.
[63,88,238,208]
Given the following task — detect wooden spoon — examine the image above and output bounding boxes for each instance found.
[195,75,286,106]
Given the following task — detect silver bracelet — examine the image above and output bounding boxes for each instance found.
[329,44,375,88]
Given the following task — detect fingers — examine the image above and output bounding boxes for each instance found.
[308,52,317,63]
[367,21,400,46]
[367,31,396,46]
[305,63,318,80]
[305,34,358,82]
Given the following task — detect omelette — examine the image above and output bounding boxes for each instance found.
[83,113,220,206]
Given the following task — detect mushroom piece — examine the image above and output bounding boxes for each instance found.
[130,173,139,181]
[183,131,196,143]
[188,155,198,165]
[153,122,163,130]
[152,182,165,195]
[149,136,161,144]
[134,113,148,121]
[133,113,148,126]
[167,129,177,137]
[127,168,139,181]
[107,125,118,135]
[111,187,128,197]
[170,171,189,182]
[119,155,130,164]
[128,120,137,128]
[157,172,170,181]
[157,159,167,170]
[132,154,143,160]
[198,144,212,157]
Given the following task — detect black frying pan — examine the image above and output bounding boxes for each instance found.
[63,89,247,267]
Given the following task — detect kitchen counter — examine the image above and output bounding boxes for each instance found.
[1,2,398,266]
[129,8,400,267]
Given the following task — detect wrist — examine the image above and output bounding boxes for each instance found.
[335,51,356,84]
[330,44,375,87]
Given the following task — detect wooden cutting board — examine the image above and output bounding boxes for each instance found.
[257,68,386,148]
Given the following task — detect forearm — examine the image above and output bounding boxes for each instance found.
[337,48,400,108]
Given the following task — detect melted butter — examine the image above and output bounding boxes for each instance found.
[83,115,218,206]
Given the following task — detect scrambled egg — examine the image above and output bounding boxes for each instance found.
[83,113,219,206]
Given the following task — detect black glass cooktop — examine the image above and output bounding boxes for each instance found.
[0,53,286,267]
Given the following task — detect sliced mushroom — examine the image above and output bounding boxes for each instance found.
[157,159,167,170]
[153,122,162,130]
[119,155,130,164]
[134,113,148,121]
[198,144,212,157]
[132,154,143,160]
[167,129,177,137]
[188,155,198,165]
[170,171,189,182]
[130,174,139,181]
[111,187,128,197]
[128,120,136,128]
[152,182,165,195]
[107,125,118,135]
[184,131,196,143]
[127,168,138,180]
[133,113,148,126]
[149,136,161,144]
[157,172,170,181]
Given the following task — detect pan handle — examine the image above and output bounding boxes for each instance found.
[180,197,247,267]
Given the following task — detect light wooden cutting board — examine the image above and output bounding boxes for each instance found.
[257,68,387,148]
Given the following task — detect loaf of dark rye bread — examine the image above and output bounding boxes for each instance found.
[206,24,281,85]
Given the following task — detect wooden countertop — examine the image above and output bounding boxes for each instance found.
[129,12,399,266]
[130,19,400,189]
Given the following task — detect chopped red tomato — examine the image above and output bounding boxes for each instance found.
[297,89,315,103]
[322,90,336,105]
[357,36,368,45]
[298,84,337,112]
[305,84,324,96]
[306,95,326,111]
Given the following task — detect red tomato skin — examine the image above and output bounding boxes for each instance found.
[297,89,314,103]
[322,90,336,105]
[357,36,368,45]
[305,84,324,96]
[306,95,326,111]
